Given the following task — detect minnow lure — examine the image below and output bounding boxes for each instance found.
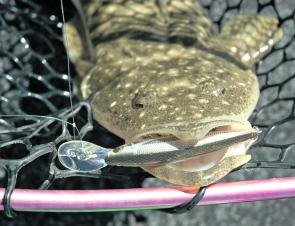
[58,128,259,186]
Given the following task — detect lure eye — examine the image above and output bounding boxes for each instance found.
[58,140,108,172]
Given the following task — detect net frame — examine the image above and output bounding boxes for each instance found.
[1,177,295,212]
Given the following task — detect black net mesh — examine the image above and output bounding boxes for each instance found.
[0,0,294,224]
[0,0,95,217]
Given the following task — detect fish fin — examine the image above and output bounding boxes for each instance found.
[142,155,251,186]
[63,19,84,64]
[75,60,96,79]
[207,15,283,69]
[63,0,96,76]
[71,0,96,62]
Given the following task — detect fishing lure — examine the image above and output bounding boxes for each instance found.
[58,128,259,186]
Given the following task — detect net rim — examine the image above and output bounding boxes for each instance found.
[1,176,295,212]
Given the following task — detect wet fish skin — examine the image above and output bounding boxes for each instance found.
[63,0,282,186]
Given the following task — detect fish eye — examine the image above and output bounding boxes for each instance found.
[133,103,144,109]
[221,88,226,94]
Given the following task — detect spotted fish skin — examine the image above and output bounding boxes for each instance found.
[85,38,259,142]
[64,0,283,186]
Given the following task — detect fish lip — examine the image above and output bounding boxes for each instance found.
[128,120,254,143]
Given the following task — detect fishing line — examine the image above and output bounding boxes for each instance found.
[0,0,79,139]
[0,114,80,135]
[60,0,76,140]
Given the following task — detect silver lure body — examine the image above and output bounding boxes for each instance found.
[58,129,259,172]
[106,129,259,166]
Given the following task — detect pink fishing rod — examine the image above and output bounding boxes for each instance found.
[1,176,295,212]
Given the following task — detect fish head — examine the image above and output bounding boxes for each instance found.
[91,44,259,146]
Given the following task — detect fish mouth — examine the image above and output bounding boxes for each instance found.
[130,120,256,142]
[130,121,259,172]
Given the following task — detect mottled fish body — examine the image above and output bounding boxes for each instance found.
[62,0,283,186]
